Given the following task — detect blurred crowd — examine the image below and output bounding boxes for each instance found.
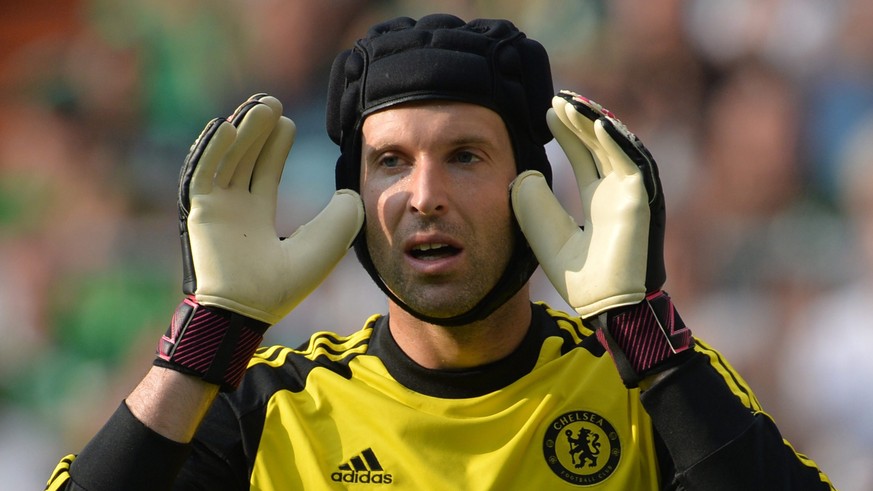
[1,0,872,489]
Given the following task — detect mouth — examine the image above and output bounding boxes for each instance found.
[408,242,461,261]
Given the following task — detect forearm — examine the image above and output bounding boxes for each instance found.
[641,351,834,490]
[51,368,219,491]
[127,366,220,442]
[61,402,193,491]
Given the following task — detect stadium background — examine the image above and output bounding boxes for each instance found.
[1,0,871,489]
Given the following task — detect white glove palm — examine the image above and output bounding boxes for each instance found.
[180,95,364,325]
[512,92,664,318]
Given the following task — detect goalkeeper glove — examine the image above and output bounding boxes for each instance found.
[155,94,364,390]
[512,91,691,388]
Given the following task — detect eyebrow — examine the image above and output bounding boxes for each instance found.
[445,135,495,148]
[366,134,496,152]
[362,134,498,159]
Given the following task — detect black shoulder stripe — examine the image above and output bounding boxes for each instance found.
[234,320,380,408]
[538,303,603,357]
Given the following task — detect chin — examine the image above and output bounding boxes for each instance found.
[395,290,482,321]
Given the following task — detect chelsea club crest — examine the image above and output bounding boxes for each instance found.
[543,410,622,485]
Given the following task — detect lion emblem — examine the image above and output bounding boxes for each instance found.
[565,427,601,468]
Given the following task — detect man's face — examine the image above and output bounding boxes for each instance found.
[360,101,518,319]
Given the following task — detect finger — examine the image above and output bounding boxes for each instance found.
[215,103,279,189]
[185,119,236,198]
[594,119,639,178]
[511,170,583,265]
[564,105,613,177]
[213,99,262,189]
[555,95,599,147]
[227,96,262,125]
[559,91,633,179]
[250,116,296,197]
[232,101,283,190]
[282,190,365,295]
[546,108,599,192]
[550,95,575,128]
[598,117,662,204]
[554,93,601,154]
[557,90,601,119]
[178,118,235,297]
[253,94,283,116]
[227,93,268,122]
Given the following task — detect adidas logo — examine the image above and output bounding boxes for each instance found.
[331,448,394,484]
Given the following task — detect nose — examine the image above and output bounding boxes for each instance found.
[408,159,448,216]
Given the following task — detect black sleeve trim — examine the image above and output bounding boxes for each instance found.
[68,401,192,491]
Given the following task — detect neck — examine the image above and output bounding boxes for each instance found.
[387,285,533,370]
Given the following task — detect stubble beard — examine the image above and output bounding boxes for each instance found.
[366,220,514,320]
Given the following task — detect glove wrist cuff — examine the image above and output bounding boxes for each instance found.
[154,296,268,391]
[595,291,693,388]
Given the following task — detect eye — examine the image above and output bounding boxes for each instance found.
[379,154,403,168]
[451,150,482,165]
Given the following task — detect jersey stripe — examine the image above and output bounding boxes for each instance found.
[540,303,593,342]
[44,454,74,491]
[250,318,378,370]
[693,338,762,411]
[782,437,837,489]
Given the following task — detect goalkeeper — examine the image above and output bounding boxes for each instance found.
[47,14,834,490]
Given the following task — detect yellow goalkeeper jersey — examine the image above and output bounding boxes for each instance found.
[48,302,834,490]
[238,306,659,489]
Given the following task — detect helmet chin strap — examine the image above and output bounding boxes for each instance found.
[354,221,539,327]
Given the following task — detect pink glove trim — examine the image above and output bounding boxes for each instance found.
[155,296,267,391]
[595,291,693,388]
